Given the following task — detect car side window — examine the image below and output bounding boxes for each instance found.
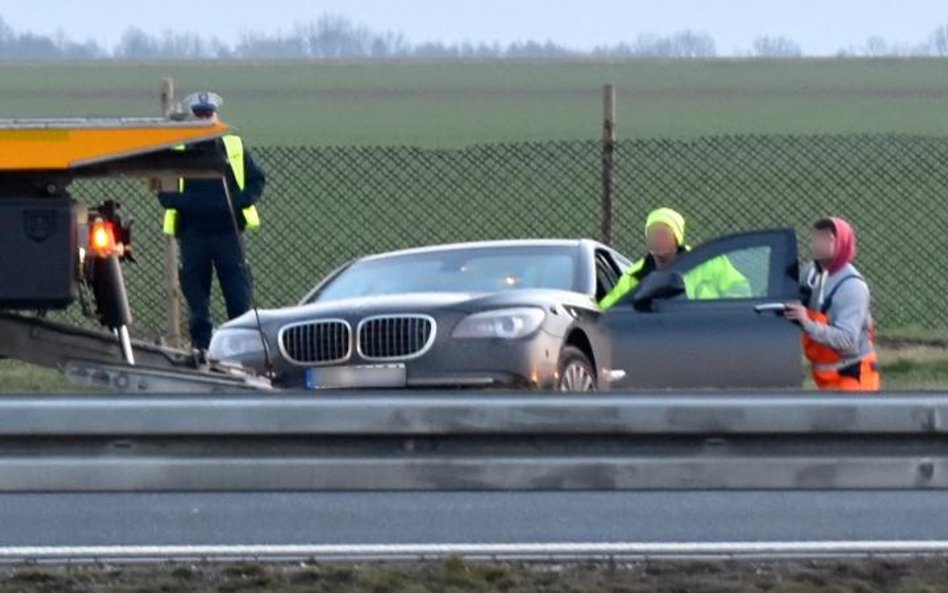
[594,251,621,301]
[612,252,632,272]
[674,246,771,300]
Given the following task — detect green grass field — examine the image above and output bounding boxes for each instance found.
[4,59,948,146]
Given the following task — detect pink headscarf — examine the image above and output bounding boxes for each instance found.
[826,217,857,274]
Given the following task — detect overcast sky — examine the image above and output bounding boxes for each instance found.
[1,0,946,55]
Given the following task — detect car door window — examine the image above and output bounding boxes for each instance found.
[678,246,768,300]
[665,229,798,302]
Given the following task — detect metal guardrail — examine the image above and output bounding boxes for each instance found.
[0,392,947,491]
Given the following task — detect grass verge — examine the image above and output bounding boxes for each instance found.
[3,556,948,593]
[1,339,946,393]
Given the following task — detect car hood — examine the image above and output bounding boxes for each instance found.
[220,289,597,330]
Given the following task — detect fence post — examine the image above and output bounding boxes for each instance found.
[159,77,183,348]
[600,84,616,246]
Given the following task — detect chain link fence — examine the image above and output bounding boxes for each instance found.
[62,134,948,341]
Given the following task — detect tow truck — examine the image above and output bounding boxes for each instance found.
[0,115,271,392]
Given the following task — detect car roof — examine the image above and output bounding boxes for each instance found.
[358,239,605,262]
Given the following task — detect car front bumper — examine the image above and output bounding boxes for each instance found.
[272,330,565,390]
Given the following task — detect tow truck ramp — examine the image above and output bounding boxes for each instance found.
[0,313,271,393]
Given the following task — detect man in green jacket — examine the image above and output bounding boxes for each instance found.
[599,207,750,310]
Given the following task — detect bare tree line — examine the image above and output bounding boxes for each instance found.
[3,14,948,60]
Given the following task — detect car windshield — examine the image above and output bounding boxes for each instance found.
[311,245,582,302]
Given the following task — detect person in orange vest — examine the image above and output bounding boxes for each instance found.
[784,217,880,391]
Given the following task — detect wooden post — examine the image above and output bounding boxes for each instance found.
[159,77,183,348]
[600,84,616,247]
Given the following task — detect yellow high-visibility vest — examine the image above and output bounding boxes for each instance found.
[162,135,260,235]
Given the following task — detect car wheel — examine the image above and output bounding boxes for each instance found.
[557,346,597,392]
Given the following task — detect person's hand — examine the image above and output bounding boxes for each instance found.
[784,301,809,324]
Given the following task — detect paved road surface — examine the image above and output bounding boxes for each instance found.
[0,491,946,560]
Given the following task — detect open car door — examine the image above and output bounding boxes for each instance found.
[603,228,802,389]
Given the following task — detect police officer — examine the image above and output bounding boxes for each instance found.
[158,92,266,350]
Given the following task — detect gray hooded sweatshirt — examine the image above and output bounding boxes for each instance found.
[800,262,875,368]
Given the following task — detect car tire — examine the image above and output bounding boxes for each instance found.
[557,346,597,392]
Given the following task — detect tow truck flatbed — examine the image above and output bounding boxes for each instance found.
[0,117,230,171]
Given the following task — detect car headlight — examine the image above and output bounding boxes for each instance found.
[451,307,546,339]
[208,329,266,361]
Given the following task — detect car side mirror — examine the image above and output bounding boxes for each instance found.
[631,271,686,309]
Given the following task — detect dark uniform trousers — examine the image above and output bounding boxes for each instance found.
[179,231,251,350]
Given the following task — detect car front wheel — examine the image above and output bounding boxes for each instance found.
[557,346,597,392]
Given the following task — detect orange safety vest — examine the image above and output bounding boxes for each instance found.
[801,276,880,392]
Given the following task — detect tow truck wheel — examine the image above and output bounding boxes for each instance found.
[556,346,597,392]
